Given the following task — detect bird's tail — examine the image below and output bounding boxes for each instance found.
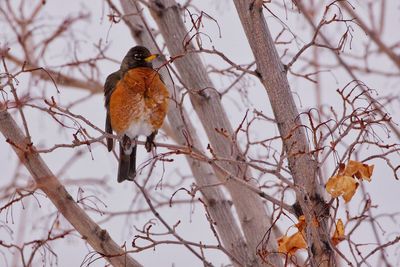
[117,138,137,183]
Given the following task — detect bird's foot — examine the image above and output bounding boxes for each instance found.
[145,132,157,152]
[145,139,156,152]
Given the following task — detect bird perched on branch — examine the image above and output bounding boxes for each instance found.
[104,46,169,183]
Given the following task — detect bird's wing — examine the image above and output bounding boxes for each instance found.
[104,71,121,151]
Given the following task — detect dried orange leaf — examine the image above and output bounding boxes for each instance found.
[278,231,307,254]
[296,215,319,232]
[338,162,346,175]
[325,175,358,203]
[344,160,374,182]
[312,216,320,228]
[332,219,345,245]
[295,215,306,232]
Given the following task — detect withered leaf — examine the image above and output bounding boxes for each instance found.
[332,219,345,245]
[278,231,307,255]
[326,160,374,203]
[344,160,374,181]
[326,175,358,203]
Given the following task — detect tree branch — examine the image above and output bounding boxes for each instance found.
[4,53,103,93]
[112,1,256,266]
[233,0,334,266]
[0,108,142,267]
[118,0,282,265]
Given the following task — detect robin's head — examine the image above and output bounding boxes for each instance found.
[120,46,159,72]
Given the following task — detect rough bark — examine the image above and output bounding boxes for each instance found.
[233,0,334,266]
[0,109,142,267]
[117,2,252,266]
[128,0,282,265]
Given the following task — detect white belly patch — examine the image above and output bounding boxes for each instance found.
[125,112,154,138]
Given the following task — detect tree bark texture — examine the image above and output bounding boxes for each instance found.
[0,109,142,267]
[118,1,252,265]
[233,0,334,266]
[129,0,282,265]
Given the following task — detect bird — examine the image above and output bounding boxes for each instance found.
[104,46,169,183]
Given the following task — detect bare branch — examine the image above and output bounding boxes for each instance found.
[0,108,142,267]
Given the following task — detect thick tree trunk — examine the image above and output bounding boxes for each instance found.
[125,0,282,265]
[117,1,252,265]
[0,109,142,267]
[233,0,334,266]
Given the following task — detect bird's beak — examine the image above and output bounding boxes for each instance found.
[144,54,159,62]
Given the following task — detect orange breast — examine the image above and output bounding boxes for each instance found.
[109,67,169,135]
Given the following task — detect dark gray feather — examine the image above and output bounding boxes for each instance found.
[104,71,121,151]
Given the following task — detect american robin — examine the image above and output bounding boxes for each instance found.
[104,46,169,183]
